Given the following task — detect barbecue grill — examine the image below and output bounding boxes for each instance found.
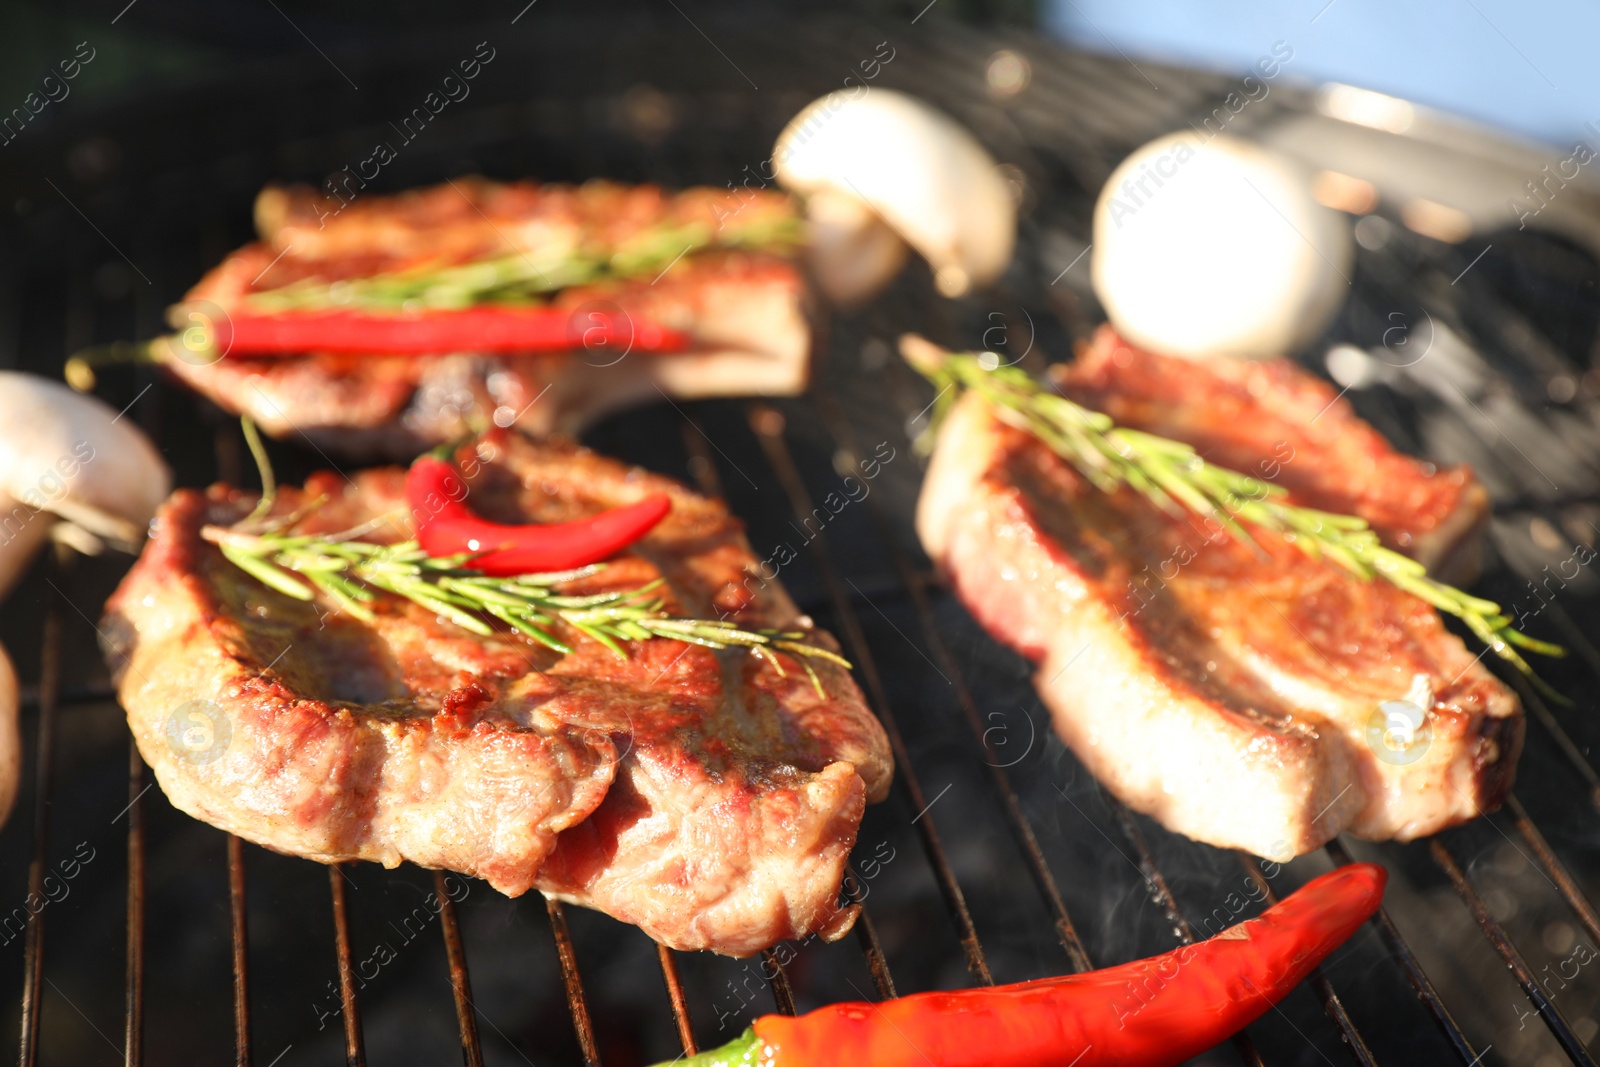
[3,11,1600,1066]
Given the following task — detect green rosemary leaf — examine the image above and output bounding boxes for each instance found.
[1505,629,1566,657]
[220,544,314,601]
[436,578,537,610]
[640,626,732,651]
[773,640,852,672]
[1319,543,1373,581]
[568,617,628,658]
[751,645,786,677]
[614,621,656,643]
[486,606,572,655]
[800,657,824,697]
[240,417,277,526]
[309,573,376,623]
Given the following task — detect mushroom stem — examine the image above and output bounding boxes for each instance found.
[0,642,15,830]
[50,521,107,558]
[802,190,909,307]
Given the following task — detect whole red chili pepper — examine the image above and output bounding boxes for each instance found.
[406,452,671,575]
[671,863,1385,1067]
[211,306,690,355]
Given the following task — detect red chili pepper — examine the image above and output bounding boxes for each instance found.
[211,307,690,355]
[672,863,1386,1067]
[406,453,671,575]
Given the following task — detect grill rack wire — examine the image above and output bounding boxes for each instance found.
[3,14,1600,1066]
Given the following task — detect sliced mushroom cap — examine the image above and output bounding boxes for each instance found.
[775,89,1016,303]
[0,373,170,597]
[0,642,17,830]
[1091,132,1353,361]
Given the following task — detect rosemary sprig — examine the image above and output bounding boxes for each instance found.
[202,526,848,694]
[902,340,1566,694]
[245,212,803,314]
[239,416,277,525]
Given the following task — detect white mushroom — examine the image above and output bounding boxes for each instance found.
[774,89,1016,303]
[0,373,170,598]
[1091,132,1353,360]
[0,643,16,830]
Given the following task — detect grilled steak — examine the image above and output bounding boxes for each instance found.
[168,179,810,459]
[1055,327,1489,582]
[102,431,891,956]
[918,389,1521,859]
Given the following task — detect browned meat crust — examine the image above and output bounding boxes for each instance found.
[919,391,1521,859]
[103,431,891,956]
[1056,327,1489,583]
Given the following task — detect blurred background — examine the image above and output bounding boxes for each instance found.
[3,0,1595,147]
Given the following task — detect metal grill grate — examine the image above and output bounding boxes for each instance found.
[4,13,1600,1067]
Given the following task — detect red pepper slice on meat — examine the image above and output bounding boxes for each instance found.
[669,863,1386,1067]
[212,306,690,355]
[406,451,671,575]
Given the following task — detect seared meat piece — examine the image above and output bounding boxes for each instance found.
[1056,327,1489,582]
[103,432,891,956]
[918,391,1521,859]
[168,179,810,459]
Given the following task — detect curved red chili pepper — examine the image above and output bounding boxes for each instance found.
[406,454,671,575]
[212,306,690,355]
[674,863,1385,1067]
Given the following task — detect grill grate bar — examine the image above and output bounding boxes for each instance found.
[1504,673,1600,811]
[679,417,730,501]
[18,571,62,1067]
[214,424,252,1067]
[433,869,485,1067]
[227,836,252,1067]
[124,741,146,1067]
[655,945,699,1054]
[1236,854,1380,1067]
[761,950,798,1015]
[1504,793,1600,953]
[1324,839,1481,1064]
[748,403,994,985]
[545,897,601,1067]
[327,864,367,1067]
[846,871,898,999]
[1110,799,1266,1067]
[812,384,1095,973]
[1429,839,1598,1066]
[1543,601,1600,686]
